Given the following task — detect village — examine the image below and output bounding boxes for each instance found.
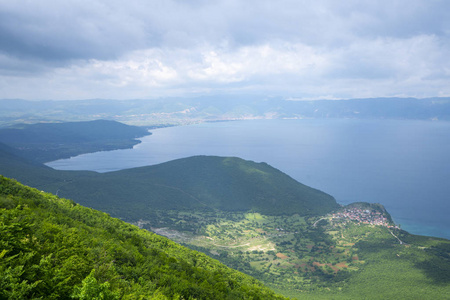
[330,206,398,229]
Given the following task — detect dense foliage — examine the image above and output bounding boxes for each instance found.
[0,120,150,162]
[0,176,286,299]
[145,209,450,299]
[0,148,339,218]
[65,156,338,217]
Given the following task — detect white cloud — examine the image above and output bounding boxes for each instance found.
[45,43,328,91]
[0,0,449,99]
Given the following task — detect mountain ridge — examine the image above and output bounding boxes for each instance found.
[1,97,450,127]
[0,143,339,218]
[0,119,150,162]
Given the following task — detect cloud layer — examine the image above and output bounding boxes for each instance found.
[1,0,449,100]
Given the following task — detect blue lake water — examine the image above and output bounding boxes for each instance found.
[47,119,450,239]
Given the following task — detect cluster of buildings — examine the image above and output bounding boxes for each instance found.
[331,207,394,228]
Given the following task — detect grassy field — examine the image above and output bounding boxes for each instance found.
[138,209,450,299]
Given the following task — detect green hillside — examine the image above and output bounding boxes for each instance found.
[0,141,97,194]
[0,120,150,162]
[59,156,339,218]
[0,147,339,219]
[153,208,450,299]
[0,176,286,299]
[1,142,449,299]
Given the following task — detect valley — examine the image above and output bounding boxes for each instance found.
[133,206,449,299]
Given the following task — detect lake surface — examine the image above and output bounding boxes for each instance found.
[47,119,450,239]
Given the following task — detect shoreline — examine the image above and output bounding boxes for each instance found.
[44,119,450,241]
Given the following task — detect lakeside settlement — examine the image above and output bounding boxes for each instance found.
[329,206,400,229]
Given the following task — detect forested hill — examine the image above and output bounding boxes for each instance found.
[0,119,150,162]
[0,141,96,191]
[0,176,287,299]
[106,156,339,217]
[0,146,339,218]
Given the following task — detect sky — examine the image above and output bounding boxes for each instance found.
[0,0,449,100]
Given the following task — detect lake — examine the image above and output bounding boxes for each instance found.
[47,119,450,239]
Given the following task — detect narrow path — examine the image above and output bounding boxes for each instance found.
[388,229,405,245]
[313,217,327,227]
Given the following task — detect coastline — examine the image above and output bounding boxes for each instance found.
[394,217,450,240]
[43,119,450,240]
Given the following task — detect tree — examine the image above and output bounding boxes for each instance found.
[72,269,119,300]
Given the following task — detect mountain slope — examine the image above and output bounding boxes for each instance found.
[56,156,339,218]
[105,156,339,216]
[0,146,339,219]
[0,176,286,299]
[0,120,150,162]
[0,141,97,192]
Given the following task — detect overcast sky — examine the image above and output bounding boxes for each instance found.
[1,0,449,100]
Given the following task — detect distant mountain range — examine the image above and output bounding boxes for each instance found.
[1,96,449,127]
[0,119,150,162]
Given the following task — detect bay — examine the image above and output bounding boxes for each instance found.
[47,119,450,239]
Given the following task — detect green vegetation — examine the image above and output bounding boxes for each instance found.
[0,120,150,162]
[1,134,449,299]
[0,149,339,218]
[0,176,286,299]
[142,209,450,299]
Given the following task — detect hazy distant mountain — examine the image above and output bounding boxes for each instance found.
[0,120,150,162]
[1,97,449,127]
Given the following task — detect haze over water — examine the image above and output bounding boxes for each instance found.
[47,119,450,239]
